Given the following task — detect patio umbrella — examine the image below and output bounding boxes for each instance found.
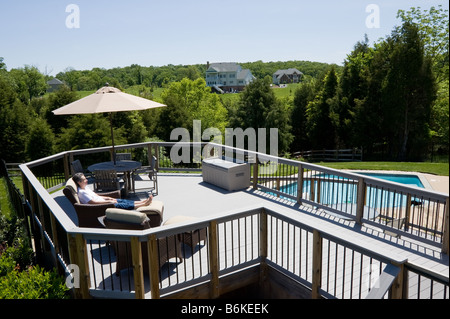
[52,85,166,164]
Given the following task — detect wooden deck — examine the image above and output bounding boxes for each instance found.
[52,173,449,299]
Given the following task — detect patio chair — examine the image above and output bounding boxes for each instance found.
[70,159,92,178]
[63,177,121,228]
[115,152,132,161]
[99,208,183,275]
[93,169,126,195]
[384,217,406,238]
[132,156,158,195]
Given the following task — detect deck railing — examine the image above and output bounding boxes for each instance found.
[17,141,449,299]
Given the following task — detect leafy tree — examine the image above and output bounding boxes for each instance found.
[25,118,55,160]
[291,80,317,151]
[397,5,449,83]
[57,114,124,152]
[44,85,79,134]
[233,78,293,154]
[0,73,32,162]
[306,67,338,149]
[334,37,372,148]
[8,66,47,103]
[158,78,228,141]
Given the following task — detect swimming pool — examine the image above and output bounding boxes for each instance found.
[356,172,424,188]
[269,172,424,208]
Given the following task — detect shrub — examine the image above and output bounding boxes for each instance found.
[0,245,69,299]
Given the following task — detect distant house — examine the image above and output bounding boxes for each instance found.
[47,78,64,92]
[205,62,255,93]
[272,68,303,85]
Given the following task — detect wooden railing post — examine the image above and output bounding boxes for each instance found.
[311,230,323,299]
[405,194,412,231]
[154,143,160,170]
[259,210,268,292]
[442,198,449,255]
[68,234,91,299]
[297,164,304,204]
[389,262,406,299]
[252,154,258,190]
[131,236,145,299]
[208,220,220,298]
[63,153,70,180]
[147,144,153,166]
[147,234,160,299]
[356,177,366,224]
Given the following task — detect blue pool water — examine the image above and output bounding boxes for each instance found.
[356,172,424,188]
[271,172,424,208]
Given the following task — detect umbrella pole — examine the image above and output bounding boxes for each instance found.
[109,112,116,165]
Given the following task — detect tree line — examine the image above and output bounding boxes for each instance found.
[0,6,448,163]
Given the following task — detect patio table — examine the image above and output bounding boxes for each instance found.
[88,160,141,195]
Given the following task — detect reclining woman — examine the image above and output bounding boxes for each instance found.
[72,172,153,210]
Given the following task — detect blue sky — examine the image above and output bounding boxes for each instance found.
[1,0,448,75]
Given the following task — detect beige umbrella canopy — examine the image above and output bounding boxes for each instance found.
[52,85,165,114]
[52,85,166,163]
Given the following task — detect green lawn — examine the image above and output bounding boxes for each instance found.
[317,161,449,176]
[0,178,14,218]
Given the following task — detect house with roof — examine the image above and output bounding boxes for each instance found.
[47,78,65,92]
[205,62,255,93]
[273,68,303,85]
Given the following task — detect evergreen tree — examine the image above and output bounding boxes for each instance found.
[291,80,316,151]
[235,78,293,154]
[306,67,338,149]
[382,22,437,160]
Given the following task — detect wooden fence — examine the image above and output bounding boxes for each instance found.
[294,148,363,162]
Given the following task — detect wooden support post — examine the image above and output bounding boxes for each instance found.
[442,198,449,255]
[252,155,258,190]
[405,194,412,231]
[68,234,91,299]
[310,179,316,203]
[297,164,304,205]
[131,236,145,299]
[208,220,220,298]
[63,153,70,180]
[316,179,321,204]
[389,262,405,299]
[147,234,160,299]
[259,210,268,292]
[49,212,60,269]
[311,230,322,299]
[154,144,160,170]
[356,177,366,224]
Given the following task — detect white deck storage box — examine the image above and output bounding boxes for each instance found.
[202,158,250,191]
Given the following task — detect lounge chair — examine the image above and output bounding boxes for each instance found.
[63,177,121,228]
[163,215,207,249]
